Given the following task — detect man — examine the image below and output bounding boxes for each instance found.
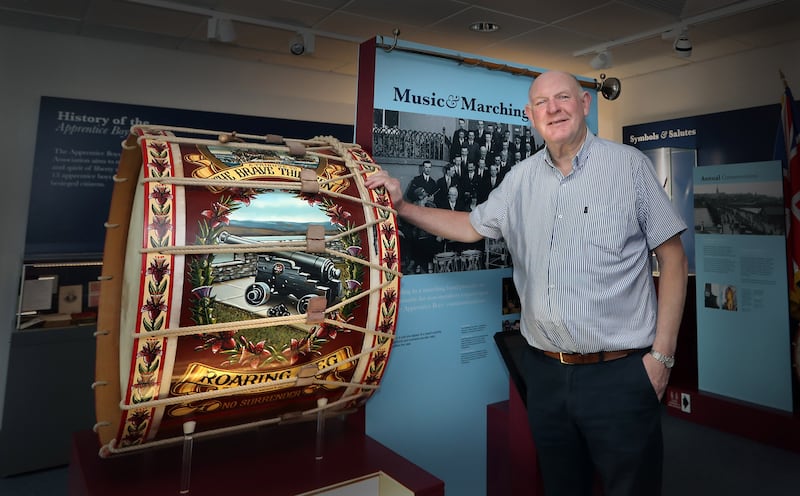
[466,129,480,165]
[404,160,436,202]
[436,185,468,253]
[450,127,466,160]
[434,163,459,206]
[477,163,502,204]
[459,161,480,209]
[474,120,486,146]
[366,70,688,496]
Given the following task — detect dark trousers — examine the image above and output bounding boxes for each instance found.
[522,347,663,496]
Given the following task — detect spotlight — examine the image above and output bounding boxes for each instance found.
[289,32,315,56]
[673,29,692,57]
[589,50,613,70]
[594,73,621,101]
[207,17,236,43]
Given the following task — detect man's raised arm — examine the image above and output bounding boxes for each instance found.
[365,170,482,243]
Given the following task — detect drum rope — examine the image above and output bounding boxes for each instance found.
[139,175,396,216]
[137,227,402,279]
[133,125,332,147]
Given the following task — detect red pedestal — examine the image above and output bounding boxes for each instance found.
[69,410,443,496]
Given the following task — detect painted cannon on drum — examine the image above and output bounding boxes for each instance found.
[218,231,342,313]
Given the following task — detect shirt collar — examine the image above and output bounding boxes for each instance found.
[543,127,594,172]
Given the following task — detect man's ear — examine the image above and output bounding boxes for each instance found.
[582,91,592,117]
[524,104,534,127]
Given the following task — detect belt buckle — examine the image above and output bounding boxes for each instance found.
[559,352,570,365]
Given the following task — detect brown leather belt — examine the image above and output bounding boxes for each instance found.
[540,349,642,365]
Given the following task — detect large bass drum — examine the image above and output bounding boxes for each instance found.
[94,126,401,456]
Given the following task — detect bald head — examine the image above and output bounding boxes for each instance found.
[528,71,584,100]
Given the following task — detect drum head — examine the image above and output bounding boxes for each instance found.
[95,128,400,455]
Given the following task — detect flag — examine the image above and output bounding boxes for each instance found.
[778,71,800,319]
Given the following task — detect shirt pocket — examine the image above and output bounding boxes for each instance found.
[583,207,627,254]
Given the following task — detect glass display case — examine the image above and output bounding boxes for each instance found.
[16,260,103,330]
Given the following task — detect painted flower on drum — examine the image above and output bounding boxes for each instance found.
[146,256,170,285]
[365,349,388,385]
[282,337,314,365]
[382,288,397,307]
[237,336,272,369]
[345,245,362,257]
[141,294,167,323]
[377,318,395,335]
[228,187,259,206]
[374,191,391,208]
[138,339,162,365]
[148,214,172,241]
[345,279,362,291]
[200,201,231,228]
[191,285,213,299]
[122,410,151,444]
[128,410,150,429]
[195,331,237,354]
[149,185,173,206]
[327,204,352,226]
[382,250,398,270]
[380,223,396,238]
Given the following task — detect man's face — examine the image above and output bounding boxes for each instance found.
[448,188,458,201]
[423,163,431,175]
[468,131,475,141]
[467,163,475,173]
[524,72,590,148]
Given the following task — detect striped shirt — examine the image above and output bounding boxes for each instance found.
[469,130,686,353]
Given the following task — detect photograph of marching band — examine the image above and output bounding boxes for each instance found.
[371,109,543,275]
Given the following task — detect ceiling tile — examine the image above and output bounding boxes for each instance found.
[468,0,603,23]
[556,1,678,42]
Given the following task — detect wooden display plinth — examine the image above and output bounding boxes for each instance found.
[68,410,443,496]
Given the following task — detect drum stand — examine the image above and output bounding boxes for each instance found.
[315,397,329,461]
[179,421,196,494]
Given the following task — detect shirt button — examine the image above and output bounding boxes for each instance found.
[557,214,563,219]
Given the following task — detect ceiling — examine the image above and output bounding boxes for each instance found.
[2,0,800,80]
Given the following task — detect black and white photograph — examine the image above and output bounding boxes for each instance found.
[371,109,541,274]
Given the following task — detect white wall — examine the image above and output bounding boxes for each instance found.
[597,40,800,142]
[2,24,799,427]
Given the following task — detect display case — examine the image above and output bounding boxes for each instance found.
[16,260,103,330]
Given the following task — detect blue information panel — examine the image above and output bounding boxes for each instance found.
[694,161,793,412]
[26,96,352,259]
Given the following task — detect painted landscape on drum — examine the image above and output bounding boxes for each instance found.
[164,181,372,433]
[105,131,400,452]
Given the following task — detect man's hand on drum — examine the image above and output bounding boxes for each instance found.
[365,170,405,209]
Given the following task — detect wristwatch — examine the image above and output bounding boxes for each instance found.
[649,350,675,369]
